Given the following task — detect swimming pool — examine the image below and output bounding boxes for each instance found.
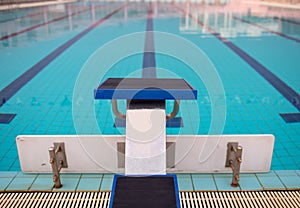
[0,0,299,177]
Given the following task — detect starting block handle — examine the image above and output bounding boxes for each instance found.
[111,99,180,120]
[112,100,126,120]
[166,100,180,120]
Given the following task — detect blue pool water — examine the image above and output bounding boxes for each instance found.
[0,1,300,172]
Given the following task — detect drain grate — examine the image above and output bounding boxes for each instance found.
[0,191,299,208]
[180,191,300,208]
[0,191,110,208]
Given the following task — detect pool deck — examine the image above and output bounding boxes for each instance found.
[0,171,299,192]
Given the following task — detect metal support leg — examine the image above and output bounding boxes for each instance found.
[48,142,68,188]
[166,100,180,120]
[225,142,243,187]
[112,99,126,119]
[112,99,180,120]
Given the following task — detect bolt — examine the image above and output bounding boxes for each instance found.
[229,160,234,170]
[234,174,240,181]
[231,145,237,153]
[53,175,58,182]
[55,146,61,154]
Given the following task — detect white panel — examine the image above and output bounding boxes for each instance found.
[167,135,274,173]
[16,135,124,173]
[16,134,274,173]
[125,109,166,175]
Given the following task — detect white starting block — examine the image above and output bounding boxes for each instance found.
[16,78,275,188]
[125,109,167,175]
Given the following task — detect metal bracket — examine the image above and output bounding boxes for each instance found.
[112,99,180,120]
[166,100,180,120]
[49,142,68,188]
[225,142,243,187]
[112,99,126,120]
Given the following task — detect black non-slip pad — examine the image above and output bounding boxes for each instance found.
[96,78,195,90]
[111,176,179,208]
[94,78,197,100]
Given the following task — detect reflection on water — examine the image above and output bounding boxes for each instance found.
[179,1,300,38]
[280,17,300,35]
[0,0,299,48]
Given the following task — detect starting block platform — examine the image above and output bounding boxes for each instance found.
[94,78,197,100]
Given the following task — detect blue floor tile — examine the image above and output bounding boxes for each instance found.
[275,170,298,176]
[177,174,192,178]
[81,174,103,178]
[77,177,102,191]
[53,177,80,191]
[6,177,36,191]
[100,175,114,191]
[255,171,277,177]
[16,172,38,178]
[213,175,241,191]
[37,174,53,178]
[192,176,216,191]
[0,171,18,178]
[238,176,262,191]
[191,174,214,178]
[278,176,300,189]
[239,173,257,177]
[60,173,82,178]
[177,175,193,191]
[30,176,54,191]
[0,178,13,191]
[257,176,285,190]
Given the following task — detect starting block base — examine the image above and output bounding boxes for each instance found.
[16,134,274,173]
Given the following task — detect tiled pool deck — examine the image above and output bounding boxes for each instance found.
[0,171,299,192]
